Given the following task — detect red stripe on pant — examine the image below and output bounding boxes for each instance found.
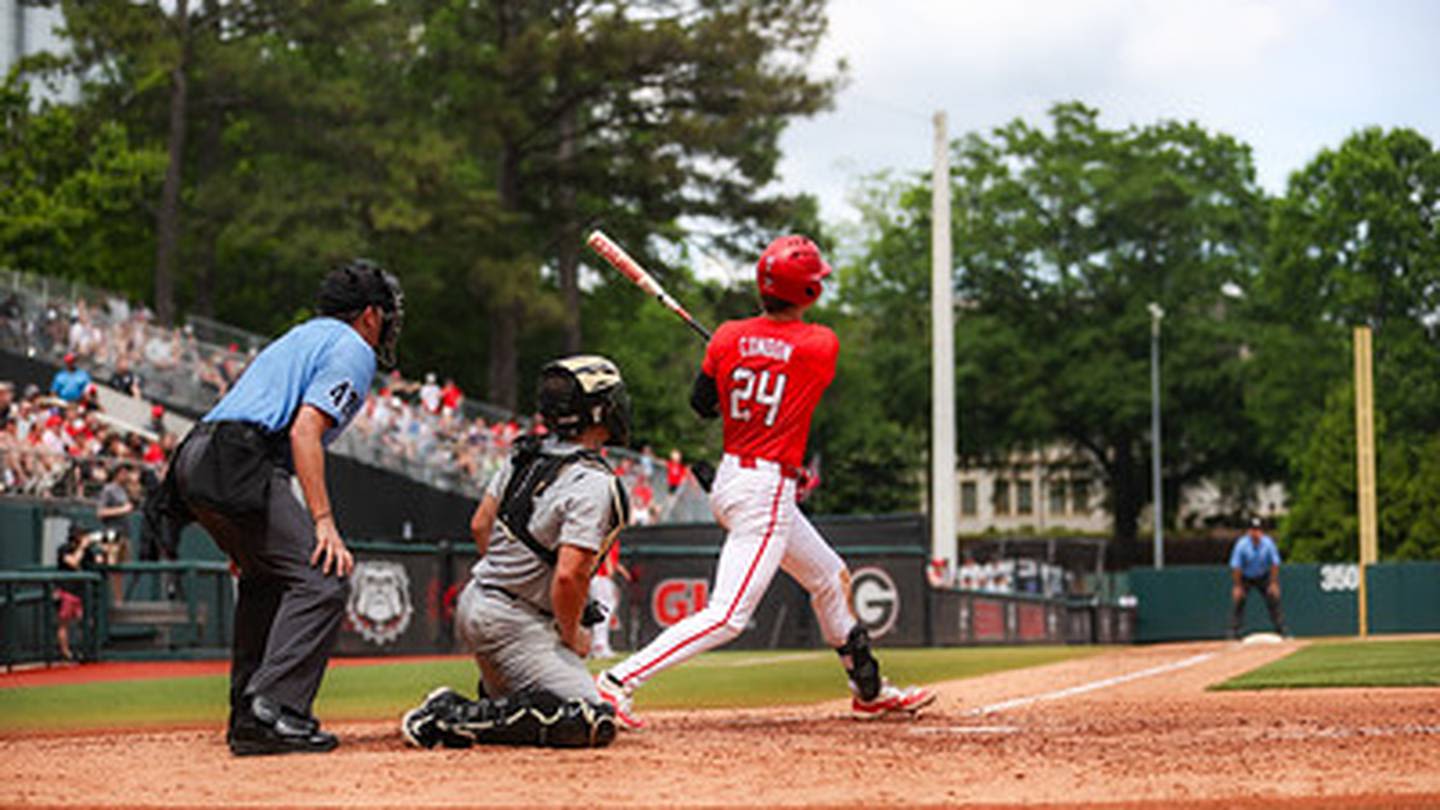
[622,475,787,685]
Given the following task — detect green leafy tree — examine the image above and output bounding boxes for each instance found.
[844,103,1274,541]
[412,0,842,408]
[1258,127,1440,559]
[806,177,932,515]
[0,76,164,291]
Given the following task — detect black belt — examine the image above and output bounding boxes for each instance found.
[192,420,291,470]
[480,583,553,619]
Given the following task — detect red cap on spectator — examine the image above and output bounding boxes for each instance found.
[45,414,63,429]
[151,405,164,418]
[63,352,76,365]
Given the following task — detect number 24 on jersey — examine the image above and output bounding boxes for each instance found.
[729,368,787,427]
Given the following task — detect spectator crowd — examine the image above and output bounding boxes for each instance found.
[0,271,705,525]
[0,379,167,501]
[341,380,673,525]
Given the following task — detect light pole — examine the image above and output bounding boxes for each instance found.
[1147,302,1165,569]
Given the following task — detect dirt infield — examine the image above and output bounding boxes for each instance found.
[3,641,1438,808]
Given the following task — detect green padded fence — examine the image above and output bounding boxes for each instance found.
[1131,562,1439,642]
[1367,562,1440,634]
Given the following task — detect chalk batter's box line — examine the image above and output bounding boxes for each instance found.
[966,651,1218,716]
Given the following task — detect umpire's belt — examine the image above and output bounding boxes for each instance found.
[191,420,290,466]
[728,453,803,480]
[480,583,554,620]
[179,420,289,517]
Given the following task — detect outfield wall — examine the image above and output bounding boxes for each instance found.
[332,514,1133,657]
[1129,563,1440,641]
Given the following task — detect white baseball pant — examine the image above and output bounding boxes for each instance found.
[588,574,619,658]
[608,454,855,691]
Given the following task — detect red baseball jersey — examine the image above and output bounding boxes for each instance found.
[701,316,838,468]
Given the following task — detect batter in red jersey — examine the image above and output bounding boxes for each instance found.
[596,235,935,730]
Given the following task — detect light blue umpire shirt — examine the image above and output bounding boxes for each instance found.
[1229,533,1282,580]
[204,317,375,448]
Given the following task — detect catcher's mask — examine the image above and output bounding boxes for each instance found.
[317,258,405,369]
[537,355,631,447]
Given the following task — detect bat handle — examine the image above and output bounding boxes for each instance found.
[685,319,713,342]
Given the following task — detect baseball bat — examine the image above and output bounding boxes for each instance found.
[586,229,713,342]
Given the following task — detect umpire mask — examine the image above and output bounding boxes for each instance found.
[318,259,405,370]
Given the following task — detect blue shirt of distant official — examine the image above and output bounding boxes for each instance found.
[204,318,374,447]
[1229,534,1282,580]
[50,368,91,402]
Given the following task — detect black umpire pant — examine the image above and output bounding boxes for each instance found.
[1230,575,1287,637]
[174,424,348,717]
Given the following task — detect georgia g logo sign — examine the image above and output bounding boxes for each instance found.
[652,578,709,627]
[851,566,900,639]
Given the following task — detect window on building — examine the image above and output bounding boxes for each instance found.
[993,480,1010,515]
[960,481,978,516]
[1072,479,1091,513]
[1016,479,1033,515]
[1048,480,1066,515]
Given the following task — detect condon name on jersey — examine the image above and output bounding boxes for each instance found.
[738,336,793,363]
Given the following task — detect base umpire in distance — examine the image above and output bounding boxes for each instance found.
[400,356,628,749]
[149,260,403,756]
[1229,517,1288,639]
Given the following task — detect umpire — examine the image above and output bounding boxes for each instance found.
[152,260,402,756]
[1229,517,1288,639]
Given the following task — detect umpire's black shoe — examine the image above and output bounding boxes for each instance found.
[229,695,339,756]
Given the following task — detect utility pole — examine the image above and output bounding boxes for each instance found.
[930,111,957,578]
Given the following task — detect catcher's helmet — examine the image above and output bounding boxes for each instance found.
[537,355,631,446]
[756,235,832,307]
[317,258,405,369]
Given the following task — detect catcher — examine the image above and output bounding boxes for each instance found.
[400,356,630,749]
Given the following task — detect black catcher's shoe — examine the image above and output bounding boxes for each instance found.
[401,687,469,749]
[229,695,339,756]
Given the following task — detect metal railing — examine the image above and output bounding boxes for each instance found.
[0,562,235,668]
[0,570,104,668]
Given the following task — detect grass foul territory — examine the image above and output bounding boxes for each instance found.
[0,646,1099,734]
[1214,638,1440,690]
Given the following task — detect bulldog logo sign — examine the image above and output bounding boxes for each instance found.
[347,560,413,645]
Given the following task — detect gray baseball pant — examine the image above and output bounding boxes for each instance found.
[454,580,598,702]
[175,429,348,717]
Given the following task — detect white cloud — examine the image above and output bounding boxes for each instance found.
[1118,0,1324,78]
[777,0,1438,225]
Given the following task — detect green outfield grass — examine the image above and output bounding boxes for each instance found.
[1214,638,1440,690]
[0,645,1100,733]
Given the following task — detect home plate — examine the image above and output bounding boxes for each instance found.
[910,725,1021,736]
[1242,632,1284,645]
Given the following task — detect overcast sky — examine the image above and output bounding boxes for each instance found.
[776,0,1440,226]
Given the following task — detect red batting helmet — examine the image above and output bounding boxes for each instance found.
[756,235,832,306]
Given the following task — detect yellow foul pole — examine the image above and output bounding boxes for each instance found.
[1353,326,1378,637]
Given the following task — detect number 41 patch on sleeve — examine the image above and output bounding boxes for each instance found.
[329,381,363,421]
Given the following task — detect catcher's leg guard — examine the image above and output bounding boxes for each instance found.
[441,690,617,749]
[836,625,881,702]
